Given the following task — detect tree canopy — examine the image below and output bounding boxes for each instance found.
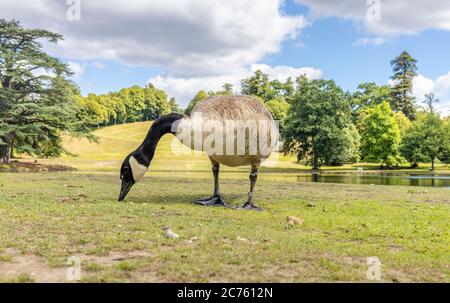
[400,113,449,170]
[75,84,175,127]
[0,19,92,163]
[283,77,355,169]
[390,51,418,120]
[359,101,402,167]
[241,70,295,103]
[351,82,393,122]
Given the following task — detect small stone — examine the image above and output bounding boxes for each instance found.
[162,227,179,239]
[237,236,249,242]
[287,216,303,225]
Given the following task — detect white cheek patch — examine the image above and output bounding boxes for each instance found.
[129,156,148,182]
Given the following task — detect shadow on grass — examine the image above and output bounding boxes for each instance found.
[125,193,243,206]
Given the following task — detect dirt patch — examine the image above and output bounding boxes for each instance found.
[0,254,68,282]
[0,251,153,282]
[0,160,76,172]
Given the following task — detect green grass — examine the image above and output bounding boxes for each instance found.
[0,172,448,282]
[0,122,449,282]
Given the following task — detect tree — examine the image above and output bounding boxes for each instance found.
[241,70,275,101]
[265,97,290,130]
[390,51,418,119]
[351,82,393,122]
[0,19,91,163]
[143,83,171,120]
[440,119,450,165]
[333,124,361,164]
[240,70,295,102]
[185,90,209,115]
[400,113,448,170]
[423,93,439,114]
[394,111,411,136]
[168,97,182,113]
[76,93,109,128]
[222,83,233,95]
[283,77,354,170]
[359,101,402,168]
[73,84,173,126]
[282,77,295,103]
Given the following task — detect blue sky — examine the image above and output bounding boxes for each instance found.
[2,0,450,113]
[77,16,450,95]
[268,16,450,91]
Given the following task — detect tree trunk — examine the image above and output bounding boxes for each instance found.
[312,156,318,171]
[1,144,11,164]
[431,157,435,171]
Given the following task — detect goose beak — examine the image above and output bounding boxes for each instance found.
[118,180,133,201]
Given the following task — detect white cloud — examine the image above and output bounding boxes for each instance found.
[149,64,323,107]
[296,0,450,36]
[1,0,307,77]
[352,37,386,46]
[412,73,450,116]
[67,61,85,79]
[91,61,106,70]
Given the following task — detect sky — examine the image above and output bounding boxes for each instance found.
[1,0,450,115]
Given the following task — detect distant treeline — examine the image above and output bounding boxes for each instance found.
[75,84,181,128]
[184,52,450,170]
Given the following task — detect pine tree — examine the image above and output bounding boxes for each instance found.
[390,51,418,120]
[0,19,92,163]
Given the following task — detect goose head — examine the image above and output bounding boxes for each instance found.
[118,152,149,201]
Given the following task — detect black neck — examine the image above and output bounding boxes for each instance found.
[135,113,184,166]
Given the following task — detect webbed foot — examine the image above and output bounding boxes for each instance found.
[235,202,263,211]
[193,195,226,207]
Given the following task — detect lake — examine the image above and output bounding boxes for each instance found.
[294,173,450,188]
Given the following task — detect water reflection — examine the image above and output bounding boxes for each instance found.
[297,174,450,188]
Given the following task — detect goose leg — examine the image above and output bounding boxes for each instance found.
[238,166,262,211]
[193,162,226,207]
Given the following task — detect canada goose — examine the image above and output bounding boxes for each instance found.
[118,95,279,210]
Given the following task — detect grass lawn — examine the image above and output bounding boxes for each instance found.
[0,122,449,282]
[0,172,449,282]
